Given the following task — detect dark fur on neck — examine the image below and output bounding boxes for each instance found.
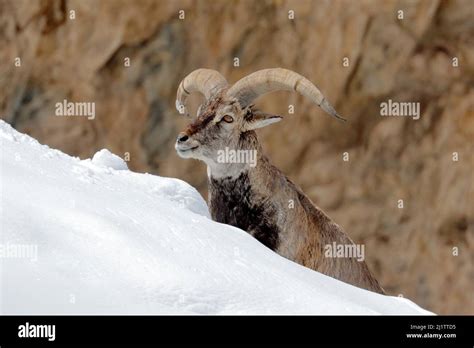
[208,171,280,250]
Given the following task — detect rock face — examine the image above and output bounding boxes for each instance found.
[1,0,473,314]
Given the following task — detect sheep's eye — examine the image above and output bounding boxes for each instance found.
[222,115,234,123]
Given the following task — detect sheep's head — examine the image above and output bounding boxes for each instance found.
[175,93,281,166]
[175,68,345,168]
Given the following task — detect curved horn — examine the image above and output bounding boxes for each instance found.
[226,68,345,121]
[176,69,228,116]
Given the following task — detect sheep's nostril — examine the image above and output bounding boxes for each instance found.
[177,133,189,143]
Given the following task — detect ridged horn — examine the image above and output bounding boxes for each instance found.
[176,69,228,116]
[226,68,345,121]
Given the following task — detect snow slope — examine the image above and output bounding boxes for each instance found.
[0,120,431,314]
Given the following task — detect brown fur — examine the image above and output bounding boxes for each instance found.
[176,92,385,294]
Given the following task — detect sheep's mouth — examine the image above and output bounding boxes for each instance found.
[176,143,199,158]
[177,145,198,152]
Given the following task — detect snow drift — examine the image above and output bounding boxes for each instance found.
[0,120,431,314]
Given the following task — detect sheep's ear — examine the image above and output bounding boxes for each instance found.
[243,111,283,131]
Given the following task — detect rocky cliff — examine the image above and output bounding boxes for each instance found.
[1,0,473,314]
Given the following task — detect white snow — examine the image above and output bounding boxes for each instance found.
[90,149,129,170]
[0,120,432,314]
